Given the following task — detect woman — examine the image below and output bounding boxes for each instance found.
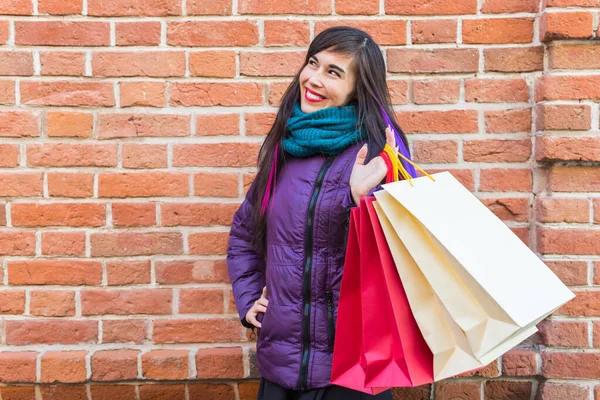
[227,26,411,399]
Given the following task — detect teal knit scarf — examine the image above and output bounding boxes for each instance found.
[282,102,364,157]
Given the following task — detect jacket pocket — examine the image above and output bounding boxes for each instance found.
[326,290,335,353]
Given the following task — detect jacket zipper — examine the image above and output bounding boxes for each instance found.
[298,155,334,391]
[326,290,335,353]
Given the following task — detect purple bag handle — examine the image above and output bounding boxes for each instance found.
[378,102,416,178]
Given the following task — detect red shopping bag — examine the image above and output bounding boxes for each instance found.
[331,198,434,393]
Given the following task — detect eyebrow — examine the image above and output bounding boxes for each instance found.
[311,55,346,75]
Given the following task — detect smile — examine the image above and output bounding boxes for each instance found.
[305,88,326,102]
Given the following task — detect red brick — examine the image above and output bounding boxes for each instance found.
[90,384,137,400]
[188,232,230,255]
[558,290,600,316]
[11,203,106,227]
[435,381,480,399]
[239,0,330,14]
[102,320,147,344]
[238,382,262,400]
[194,173,239,197]
[88,0,180,16]
[464,139,531,162]
[0,231,36,255]
[40,385,87,399]
[20,81,114,107]
[541,12,594,41]
[112,203,156,227]
[480,169,532,192]
[485,381,532,400]
[8,260,102,285]
[484,47,544,72]
[82,289,172,316]
[264,20,310,46]
[167,21,258,46]
[30,290,75,317]
[142,350,188,380]
[189,383,236,400]
[388,48,478,73]
[107,260,151,285]
[15,21,109,46]
[93,52,185,78]
[542,352,600,378]
[155,260,230,284]
[240,51,305,77]
[246,112,276,136]
[171,82,264,106]
[40,51,85,76]
[41,351,86,383]
[90,232,183,257]
[0,80,15,104]
[161,203,238,227]
[48,173,93,198]
[91,350,139,381]
[120,82,166,108]
[98,172,189,197]
[99,113,189,139]
[0,0,32,14]
[173,143,260,167]
[538,227,600,255]
[116,22,161,46]
[483,0,538,12]
[594,320,600,346]
[502,349,537,376]
[463,18,534,44]
[268,81,292,106]
[47,111,93,137]
[547,141,600,170]
[0,352,37,383]
[7,320,97,345]
[27,143,116,167]
[190,51,236,78]
[547,0,599,4]
[139,384,185,400]
[548,166,600,192]
[536,76,600,101]
[123,144,167,169]
[423,169,475,191]
[411,20,456,44]
[536,104,591,131]
[544,261,588,287]
[0,21,7,44]
[536,383,589,400]
[152,318,243,343]
[315,20,407,45]
[333,0,377,13]
[480,198,529,223]
[388,80,409,105]
[550,43,600,70]
[195,347,244,379]
[413,80,459,104]
[0,51,34,76]
[0,144,19,167]
[385,0,476,14]
[396,110,478,134]
[0,386,37,399]
[38,0,82,14]
[537,197,589,223]
[595,200,600,224]
[0,111,40,137]
[187,0,231,14]
[180,288,225,314]
[0,291,25,315]
[412,140,458,163]
[41,231,86,256]
[465,78,529,103]
[196,114,239,136]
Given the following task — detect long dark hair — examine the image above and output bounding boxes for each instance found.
[250,26,410,253]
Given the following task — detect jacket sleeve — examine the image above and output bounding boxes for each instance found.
[227,180,266,329]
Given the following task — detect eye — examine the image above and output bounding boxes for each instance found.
[329,70,340,77]
[309,59,317,66]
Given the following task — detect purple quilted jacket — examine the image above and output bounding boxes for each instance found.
[227,141,376,390]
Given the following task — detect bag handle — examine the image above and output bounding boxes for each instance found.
[381,144,436,186]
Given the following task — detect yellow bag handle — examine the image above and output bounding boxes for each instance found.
[382,144,435,187]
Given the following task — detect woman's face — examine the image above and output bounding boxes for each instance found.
[299,50,357,113]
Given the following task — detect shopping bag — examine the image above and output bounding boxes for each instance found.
[362,196,434,388]
[331,207,387,394]
[374,170,575,367]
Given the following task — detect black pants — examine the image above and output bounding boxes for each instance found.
[257,377,394,400]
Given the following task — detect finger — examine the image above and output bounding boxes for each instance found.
[262,286,267,297]
[254,304,267,314]
[386,125,396,150]
[256,297,269,307]
[355,144,368,166]
[247,314,261,328]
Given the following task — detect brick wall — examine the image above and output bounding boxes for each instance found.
[0,0,598,399]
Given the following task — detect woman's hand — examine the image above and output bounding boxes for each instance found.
[245,286,268,329]
[349,126,399,205]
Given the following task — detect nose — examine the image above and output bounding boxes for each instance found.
[308,70,324,88]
